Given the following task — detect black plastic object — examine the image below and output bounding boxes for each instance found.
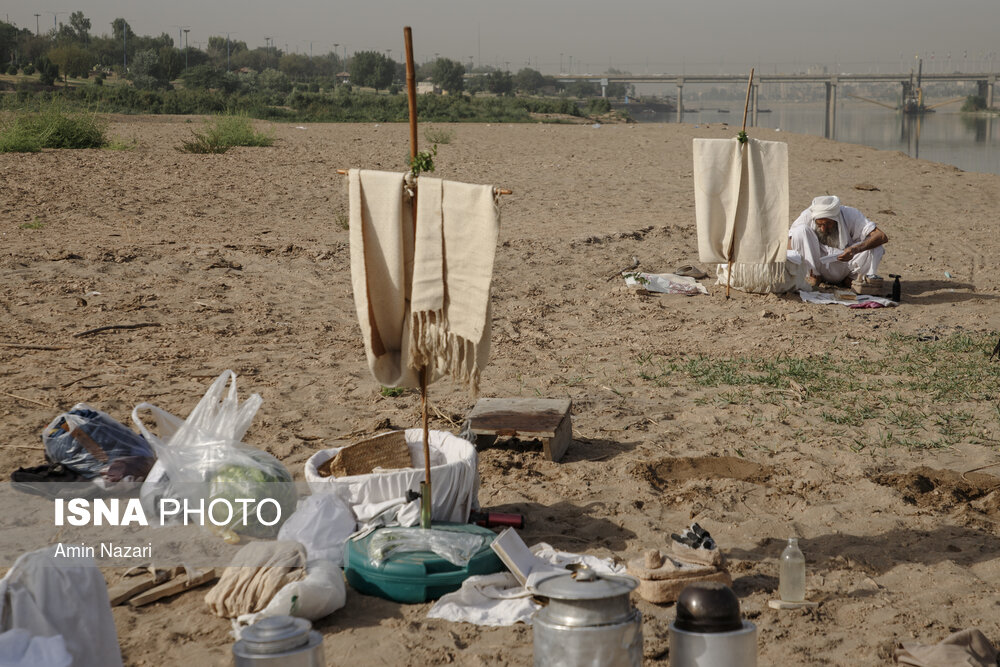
[674,582,744,633]
[889,274,901,302]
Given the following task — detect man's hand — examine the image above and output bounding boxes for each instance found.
[838,245,858,262]
[839,228,889,262]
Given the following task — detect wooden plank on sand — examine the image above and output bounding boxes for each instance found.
[128,568,217,607]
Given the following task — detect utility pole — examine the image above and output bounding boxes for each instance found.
[264,37,271,69]
[183,29,190,70]
[34,13,40,36]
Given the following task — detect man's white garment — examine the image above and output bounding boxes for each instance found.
[788,205,884,282]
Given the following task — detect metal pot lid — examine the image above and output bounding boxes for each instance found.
[674,582,744,633]
[534,566,638,601]
[240,615,312,654]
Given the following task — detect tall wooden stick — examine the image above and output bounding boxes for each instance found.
[403,26,433,530]
[740,68,754,135]
[726,67,755,300]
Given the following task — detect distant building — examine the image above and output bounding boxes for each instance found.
[417,80,440,95]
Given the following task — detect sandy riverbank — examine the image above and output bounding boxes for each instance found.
[2,117,999,665]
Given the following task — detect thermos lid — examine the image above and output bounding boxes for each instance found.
[674,582,744,633]
[534,566,638,601]
[239,616,313,655]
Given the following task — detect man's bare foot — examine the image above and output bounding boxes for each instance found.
[806,273,820,288]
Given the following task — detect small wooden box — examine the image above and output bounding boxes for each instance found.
[466,397,572,462]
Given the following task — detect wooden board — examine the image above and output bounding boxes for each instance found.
[108,567,182,605]
[466,398,572,462]
[467,398,572,436]
[128,568,217,607]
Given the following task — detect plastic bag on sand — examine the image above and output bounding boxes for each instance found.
[278,494,357,566]
[42,403,155,479]
[368,527,490,567]
[0,546,123,667]
[132,371,297,539]
[235,560,346,635]
[0,629,72,667]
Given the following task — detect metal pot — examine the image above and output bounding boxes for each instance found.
[532,566,643,667]
[233,616,325,667]
[669,583,756,667]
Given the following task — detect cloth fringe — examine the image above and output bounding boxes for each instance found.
[409,310,482,396]
[716,262,802,294]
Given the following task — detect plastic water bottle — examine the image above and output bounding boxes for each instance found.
[779,538,805,602]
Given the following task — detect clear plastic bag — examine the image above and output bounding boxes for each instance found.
[367,527,489,568]
[132,371,296,539]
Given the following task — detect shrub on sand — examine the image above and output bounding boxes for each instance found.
[0,105,106,153]
[179,114,275,154]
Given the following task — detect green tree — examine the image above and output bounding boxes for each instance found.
[35,55,59,85]
[258,67,291,92]
[279,53,314,80]
[111,18,135,43]
[48,45,92,79]
[350,50,395,91]
[486,70,513,96]
[180,64,239,93]
[159,46,184,80]
[513,67,547,94]
[129,48,171,89]
[207,35,247,69]
[431,57,465,94]
[0,21,32,66]
[69,11,91,42]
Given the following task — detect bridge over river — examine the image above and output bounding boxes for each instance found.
[557,72,998,137]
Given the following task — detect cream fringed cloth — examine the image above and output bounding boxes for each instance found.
[348,169,499,394]
[693,137,791,293]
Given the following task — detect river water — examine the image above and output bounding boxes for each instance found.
[633,101,1000,177]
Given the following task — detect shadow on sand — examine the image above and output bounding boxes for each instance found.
[727,524,1000,576]
[898,279,998,305]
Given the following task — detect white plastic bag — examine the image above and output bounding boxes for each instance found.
[0,629,72,667]
[0,547,123,667]
[235,559,346,633]
[132,371,296,539]
[277,494,357,566]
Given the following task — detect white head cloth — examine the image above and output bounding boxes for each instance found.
[810,195,841,221]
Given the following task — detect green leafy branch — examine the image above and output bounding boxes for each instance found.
[410,144,438,176]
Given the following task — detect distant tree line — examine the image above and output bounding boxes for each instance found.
[0,14,639,101]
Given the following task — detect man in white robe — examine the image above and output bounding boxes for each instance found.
[788,195,889,287]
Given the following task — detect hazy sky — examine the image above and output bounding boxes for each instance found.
[4,0,998,75]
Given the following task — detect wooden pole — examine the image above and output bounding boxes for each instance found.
[404,26,433,530]
[726,67,754,300]
[741,68,754,134]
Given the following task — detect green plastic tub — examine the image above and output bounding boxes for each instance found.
[344,522,504,603]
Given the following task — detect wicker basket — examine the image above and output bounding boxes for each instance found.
[317,430,413,478]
